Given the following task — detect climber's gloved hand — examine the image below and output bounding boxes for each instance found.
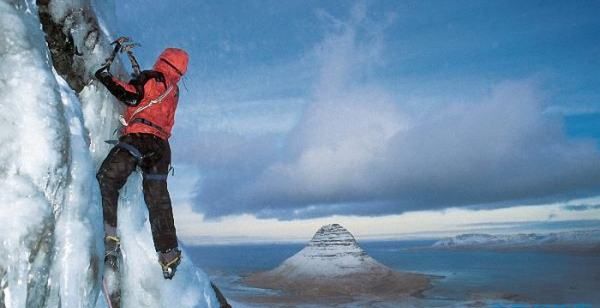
[95,66,111,80]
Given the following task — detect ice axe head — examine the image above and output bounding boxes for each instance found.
[120,43,141,53]
[111,36,130,46]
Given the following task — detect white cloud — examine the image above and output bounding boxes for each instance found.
[170,3,600,220]
[231,77,600,218]
[191,6,600,218]
[173,197,600,244]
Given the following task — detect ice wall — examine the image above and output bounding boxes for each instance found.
[0,1,83,306]
[0,0,218,307]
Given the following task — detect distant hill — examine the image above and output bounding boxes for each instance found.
[243,224,430,304]
[432,229,600,252]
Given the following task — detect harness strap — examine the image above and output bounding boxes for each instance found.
[129,118,166,134]
[144,173,169,181]
[115,142,143,160]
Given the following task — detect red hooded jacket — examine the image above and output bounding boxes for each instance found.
[106,48,189,140]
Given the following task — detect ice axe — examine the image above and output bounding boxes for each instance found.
[120,42,142,78]
[98,36,130,71]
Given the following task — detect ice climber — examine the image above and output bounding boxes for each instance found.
[94,47,188,279]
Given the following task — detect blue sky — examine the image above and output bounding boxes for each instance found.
[113,1,600,240]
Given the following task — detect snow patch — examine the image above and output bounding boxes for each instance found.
[433,229,600,248]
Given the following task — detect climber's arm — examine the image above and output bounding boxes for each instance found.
[94,68,143,106]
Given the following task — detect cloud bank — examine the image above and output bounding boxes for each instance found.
[185,5,600,219]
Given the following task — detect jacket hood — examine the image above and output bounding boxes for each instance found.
[153,48,189,82]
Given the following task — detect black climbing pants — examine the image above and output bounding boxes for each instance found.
[96,133,178,252]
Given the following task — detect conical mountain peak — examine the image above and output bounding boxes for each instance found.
[261,224,383,277]
[245,223,431,299]
[308,223,360,249]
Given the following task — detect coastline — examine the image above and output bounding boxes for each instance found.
[241,269,432,305]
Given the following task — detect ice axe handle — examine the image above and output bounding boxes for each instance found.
[101,36,130,69]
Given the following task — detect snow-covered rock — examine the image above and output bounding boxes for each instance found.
[268,223,388,277]
[244,224,429,304]
[432,229,600,250]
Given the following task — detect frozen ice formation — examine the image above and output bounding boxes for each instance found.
[0,1,218,307]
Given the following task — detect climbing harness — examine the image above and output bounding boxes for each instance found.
[128,118,167,135]
[103,140,144,161]
[144,173,169,181]
[143,165,174,181]
[103,140,172,179]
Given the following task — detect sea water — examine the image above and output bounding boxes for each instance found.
[186,240,600,306]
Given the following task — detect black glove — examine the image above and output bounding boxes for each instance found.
[95,66,111,81]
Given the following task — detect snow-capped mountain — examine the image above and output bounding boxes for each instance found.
[432,229,600,250]
[244,224,429,301]
[267,223,388,277]
[0,1,218,307]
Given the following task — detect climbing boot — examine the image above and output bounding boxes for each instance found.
[104,235,121,269]
[158,248,182,279]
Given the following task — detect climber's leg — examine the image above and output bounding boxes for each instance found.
[96,144,138,233]
[140,138,181,279]
[141,138,178,252]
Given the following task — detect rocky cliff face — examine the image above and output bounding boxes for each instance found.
[307,223,367,256]
[244,224,430,304]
